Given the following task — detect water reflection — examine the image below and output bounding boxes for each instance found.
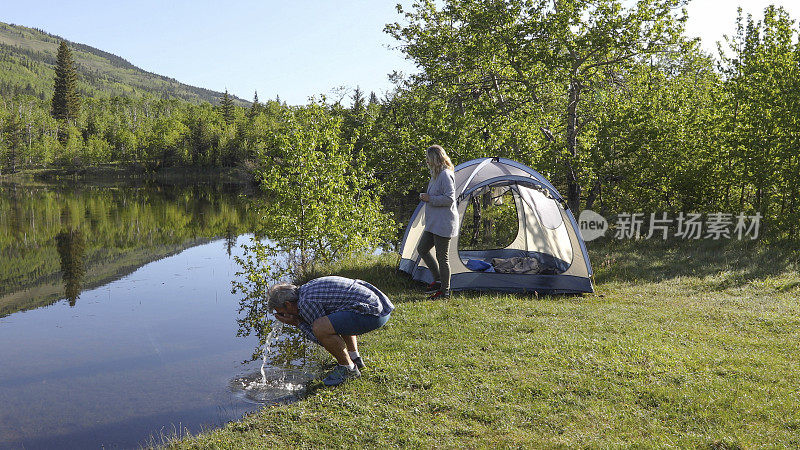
[0,181,258,317]
[225,225,238,257]
[0,180,322,449]
[55,228,86,306]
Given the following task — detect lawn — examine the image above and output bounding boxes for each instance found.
[170,239,800,448]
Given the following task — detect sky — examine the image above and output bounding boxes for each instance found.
[2,0,799,105]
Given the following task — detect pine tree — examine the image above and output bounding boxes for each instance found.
[221,89,235,125]
[51,40,80,123]
[248,90,261,118]
[3,112,23,173]
[56,228,86,306]
[351,86,365,113]
[368,91,379,106]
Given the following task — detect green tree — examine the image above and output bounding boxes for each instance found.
[250,102,394,274]
[249,90,262,119]
[55,228,86,306]
[51,41,81,126]
[2,110,24,174]
[719,5,800,238]
[368,91,380,106]
[220,89,235,125]
[232,101,395,362]
[387,0,688,212]
[589,49,722,214]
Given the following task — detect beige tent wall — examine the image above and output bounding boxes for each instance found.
[400,208,426,261]
[449,201,472,275]
[518,192,573,264]
[560,208,590,277]
[505,190,530,251]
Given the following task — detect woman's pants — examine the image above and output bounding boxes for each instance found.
[416,231,451,291]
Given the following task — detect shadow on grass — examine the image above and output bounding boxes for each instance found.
[589,238,799,289]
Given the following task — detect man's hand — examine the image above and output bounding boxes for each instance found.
[419,193,430,202]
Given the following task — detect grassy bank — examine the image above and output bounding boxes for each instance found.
[171,239,800,448]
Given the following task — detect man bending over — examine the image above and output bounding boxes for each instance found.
[268,276,394,386]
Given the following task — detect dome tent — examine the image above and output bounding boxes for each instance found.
[398,157,593,294]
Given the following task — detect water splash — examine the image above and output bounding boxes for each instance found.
[260,321,283,384]
[229,321,315,403]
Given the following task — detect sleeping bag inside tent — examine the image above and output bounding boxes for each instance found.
[398,157,594,294]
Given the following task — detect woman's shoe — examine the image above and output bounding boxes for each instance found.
[424,281,442,294]
[428,289,451,299]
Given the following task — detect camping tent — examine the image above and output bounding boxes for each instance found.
[398,157,593,294]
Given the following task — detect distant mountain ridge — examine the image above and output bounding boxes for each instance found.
[0,21,248,105]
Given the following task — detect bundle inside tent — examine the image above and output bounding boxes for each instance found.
[398,157,594,294]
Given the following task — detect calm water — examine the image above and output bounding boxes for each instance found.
[0,181,315,449]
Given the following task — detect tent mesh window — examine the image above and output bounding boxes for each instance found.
[459,186,518,251]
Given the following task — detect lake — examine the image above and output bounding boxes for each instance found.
[0,180,316,449]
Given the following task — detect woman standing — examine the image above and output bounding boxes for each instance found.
[417,145,459,298]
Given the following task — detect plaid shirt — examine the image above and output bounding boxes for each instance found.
[296,276,394,344]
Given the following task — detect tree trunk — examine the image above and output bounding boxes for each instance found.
[565,78,582,212]
[791,191,797,240]
[585,177,602,211]
[299,163,307,275]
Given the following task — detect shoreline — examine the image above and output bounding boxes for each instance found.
[0,164,256,185]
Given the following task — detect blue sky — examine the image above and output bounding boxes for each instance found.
[2,0,799,105]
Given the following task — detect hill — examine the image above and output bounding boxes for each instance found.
[0,21,247,105]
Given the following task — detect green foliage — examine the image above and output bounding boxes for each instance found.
[0,94,271,171]
[232,102,396,362]
[252,102,395,275]
[220,89,235,126]
[718,5,800,238]
[1,108,24,174]
[378,1,799,239]
[387,0,688,212]
[0,182,258,316]
[589,46,724,213]
[248,90,261,119]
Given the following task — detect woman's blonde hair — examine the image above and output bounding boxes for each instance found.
[425,145,454,178]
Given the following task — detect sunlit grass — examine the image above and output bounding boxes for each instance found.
[169,239,800,448]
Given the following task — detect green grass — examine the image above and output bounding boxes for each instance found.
[169,239,800,448]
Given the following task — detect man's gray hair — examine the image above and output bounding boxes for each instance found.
[268,283,299,310]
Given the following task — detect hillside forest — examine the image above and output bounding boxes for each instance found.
[0,2,799,241]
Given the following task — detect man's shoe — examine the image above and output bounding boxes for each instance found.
[424,281,441,294]
[428,289,451,299]
[322,365,361,386]
[352,356,365,370]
